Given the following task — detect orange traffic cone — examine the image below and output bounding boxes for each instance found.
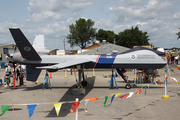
[49,72,52,78]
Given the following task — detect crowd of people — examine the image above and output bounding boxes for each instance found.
[167,55,179,65]
[4,63,26,87]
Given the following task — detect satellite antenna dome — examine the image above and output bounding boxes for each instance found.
[112,50,118,55]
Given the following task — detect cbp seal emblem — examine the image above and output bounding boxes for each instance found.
[130,54,136,60]
[24,46,31,51]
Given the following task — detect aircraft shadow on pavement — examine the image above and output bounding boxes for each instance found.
[46,77,95,118]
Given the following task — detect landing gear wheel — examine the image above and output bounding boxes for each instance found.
[125,84,131,89]
[81,81,87,86]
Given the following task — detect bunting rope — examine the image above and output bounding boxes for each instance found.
[0,101,74,106]
[0,69,179,118]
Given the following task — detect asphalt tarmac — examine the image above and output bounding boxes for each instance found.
[0,65,180,120]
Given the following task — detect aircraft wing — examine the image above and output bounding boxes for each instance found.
[36,58,94,69]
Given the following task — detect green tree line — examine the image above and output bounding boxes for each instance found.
[67,18,150,49]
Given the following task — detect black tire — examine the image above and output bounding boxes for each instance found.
[81,81,87,86]
[125,84,131,89]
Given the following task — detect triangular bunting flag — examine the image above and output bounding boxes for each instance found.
[144,85,147,95]
[27,104,37,118]
[159,69,163,73]
[165,70,167,73]
[136,89,142,95]
[110,93,122,97]
[147,84,149,89]
[155,82,158,86]
[0,105,11,116]
[127,92,134,98]
[69,101,80,114]
[150,43,153,48]
[53,103,62,116]
[119,93,129,99]
[151,82,155,84]
[84,97,99,101]
[164,80,168,85]
[171,69,174,73]
[108,94,115,106]
[84,99,89,112]
[164,76,168,79]
[104,96,108,107]
[158,80,162,86]
[178,68,180,71]
[171,77,178,82]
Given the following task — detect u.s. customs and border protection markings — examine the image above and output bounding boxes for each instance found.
[130,54,136,60]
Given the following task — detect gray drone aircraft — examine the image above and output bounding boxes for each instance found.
[6,28,166,88]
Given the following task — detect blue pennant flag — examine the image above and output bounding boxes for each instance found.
[27,104,37,118]
[165,70,167,73]
[109,94,115,106]
[150,82,155,84]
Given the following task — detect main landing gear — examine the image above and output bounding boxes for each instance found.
[125,81,131,89]
[115,69,131,89]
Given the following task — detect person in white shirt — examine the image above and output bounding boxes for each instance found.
[4,64,12,87]
[175,55,179,65]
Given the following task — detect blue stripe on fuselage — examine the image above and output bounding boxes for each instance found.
[95,55,117,68]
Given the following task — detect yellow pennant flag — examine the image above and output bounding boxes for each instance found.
[159,69,163,73]
[110,93,122,97]
[155,82,158,86]
[54,103,63,116]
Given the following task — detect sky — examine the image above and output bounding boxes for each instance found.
[0,0,180,50]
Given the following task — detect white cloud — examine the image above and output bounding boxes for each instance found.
[109,0,172,23]
[173,12,180,19]
[136,22,147,26]
[95,19,114,31]
[0,22,25,44]
[105,0,180,48]
[27,11,64,22]
[27,0,95,23]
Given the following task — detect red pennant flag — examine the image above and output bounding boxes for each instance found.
[150,43,153,48]
[119,93,129,99]
[158,80,162,86]
[136,89,142,95]
[69,101,80,114]
[84,97,99,101]
[178,68,180,71]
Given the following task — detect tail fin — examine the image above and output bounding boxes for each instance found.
[33,35,45,49]
[9,28,41,60]
[32,35,51,55]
